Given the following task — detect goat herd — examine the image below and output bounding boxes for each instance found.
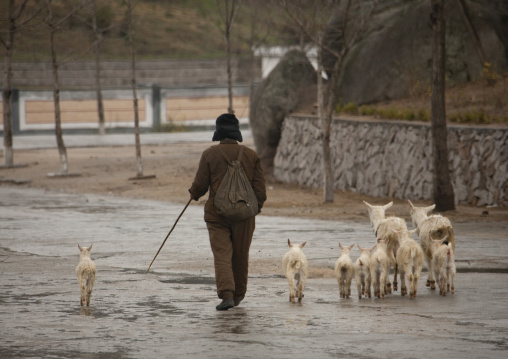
[282,200,456,303]
[75,200,456,308]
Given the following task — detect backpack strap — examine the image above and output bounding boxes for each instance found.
[213,145,244,165]
[237,146,244,162]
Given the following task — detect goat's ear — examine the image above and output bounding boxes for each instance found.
[370,245,377,252]
[287,238,291,247]
[300,242,306,248]
[78,244,82,251]
[339,242,344,250]
[426,204,436,213]
[348,244,355,250]
[89,244,93,251]
[357,244,364,251]
[383,201,393,210]
[363,201,373,210]
[439,235,448,244]
[408,200,415,209]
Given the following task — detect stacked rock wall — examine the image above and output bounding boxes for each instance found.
[273,115,507,207]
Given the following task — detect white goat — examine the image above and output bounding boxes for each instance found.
[354,244,376,299]
[431,236,456,296]
[395,229,424,299]
[370,238,391,299]
[363,201,408,292]
[408,200,455,289]
[282,239,308,303]
[76,244,96,307]
[334,243,355,299]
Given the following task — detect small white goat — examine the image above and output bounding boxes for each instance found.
[76,244,96,307]
[363,201,408,292]
[408,200,455,289]
[395,229,424,299]
[334,243,355,299]
[354,244,376,299]
[370,238,391,299]
[282,239,308,303]
[431,235,456,296]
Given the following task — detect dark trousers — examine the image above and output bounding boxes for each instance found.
[206,217,255,300]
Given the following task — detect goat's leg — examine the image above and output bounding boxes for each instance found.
[297,278,304,302]
[366,276,372,298]
[372,272,379,298]
[442,270,448,296]
[409,274,414,299]
[346,277,352,298]
[450,270,455,294]
[338,278,344,298]
[385,273,392,294]
[86,283,92,307]
[86,276,95,307]
[379,272,386,299]
[79,281,86,307]
[356,275,362,299]
[393,263,398,292]
[427,257,436,290]
[413,274,420,298]
[437,271,445,296]
[288,278,295,303]
[399,270,407,296]
[425,255,433,287]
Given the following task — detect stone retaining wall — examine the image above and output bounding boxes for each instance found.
[273,115,508,207]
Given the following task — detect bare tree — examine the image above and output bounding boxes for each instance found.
[430,0,455,211]
[76,1,116,135]
[92,0,105,135]
[125,0,154,180]
[1,0,40,167]
[280,0,378,202]
[216,0,240,114]
[126,0,142,177]
[43,0,90,176]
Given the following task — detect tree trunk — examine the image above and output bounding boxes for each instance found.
[430,0,455,211]
[127,0,143,178]
[226,22,233,114]
[50,24,68,175]
[2,0,15,167]
[317,33,334,203]
[222,0,237,114]
[92,0,105,136]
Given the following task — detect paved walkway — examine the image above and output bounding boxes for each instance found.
[11,130,252,150]
[0,187,507,358]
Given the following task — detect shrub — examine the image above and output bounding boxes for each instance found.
[343,102,359,115]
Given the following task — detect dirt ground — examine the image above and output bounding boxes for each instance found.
[1,139,506,224]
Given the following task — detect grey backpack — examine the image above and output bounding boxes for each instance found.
[213,145,259,221]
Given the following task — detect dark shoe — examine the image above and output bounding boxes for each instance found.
[216,298,234,311]
[233,296,244,307]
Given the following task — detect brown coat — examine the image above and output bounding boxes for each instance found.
[189,140,267,223]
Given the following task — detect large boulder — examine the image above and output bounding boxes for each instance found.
[322,0,508,105]
[249,50,317,176]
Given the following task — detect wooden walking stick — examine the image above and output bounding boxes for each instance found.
[147,198,192,272]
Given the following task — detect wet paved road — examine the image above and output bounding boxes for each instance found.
[1,187,507,358]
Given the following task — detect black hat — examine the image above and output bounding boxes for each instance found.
[212,113,243,142]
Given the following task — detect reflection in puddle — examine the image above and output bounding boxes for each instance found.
[80,307,91,316]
